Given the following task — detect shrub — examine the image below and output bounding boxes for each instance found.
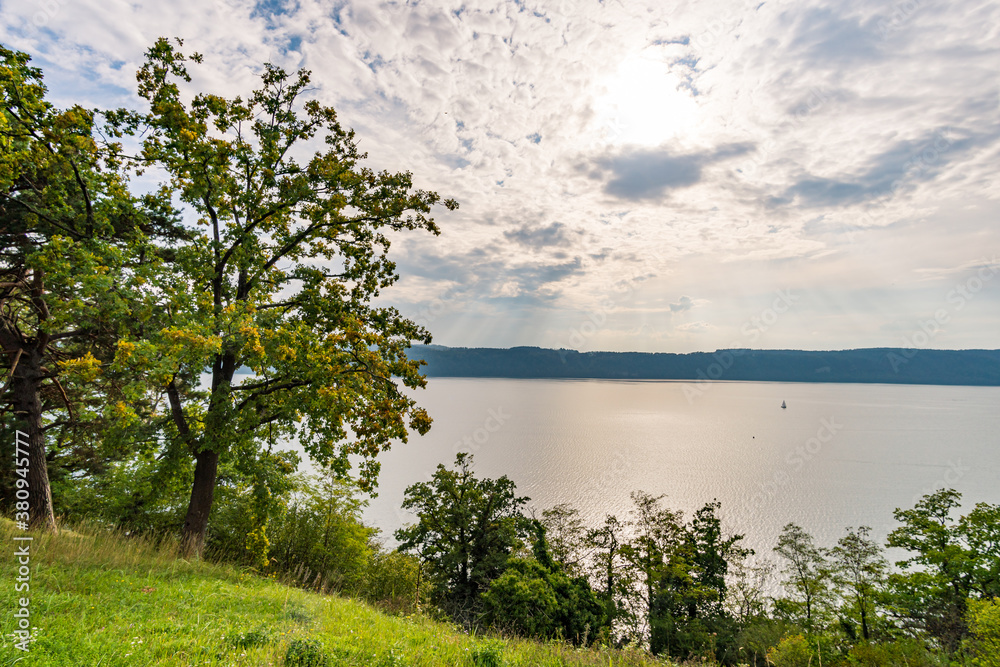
[470,640,505,667]
[285,638,329,667]
[231,626,272,649]
[848,638,939,666]
[767,634,812,667]
[967,598,1000,667]
[480,556,604,645]
[736,619,799,666]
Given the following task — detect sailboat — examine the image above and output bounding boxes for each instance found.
[781,400,787,409]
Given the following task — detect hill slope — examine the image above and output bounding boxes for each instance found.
[0,521,668,666]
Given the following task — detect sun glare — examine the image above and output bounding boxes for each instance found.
[597,56,700,146]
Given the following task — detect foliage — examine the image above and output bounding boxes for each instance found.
[735,618,800,667]
[584,513,629,641]
[886,490,1000,650]
[830,526,887,641]
[773,523,831,630]
[0,520,674,666]
[766,634,812,667]
[846,638,942,667]
[615,494,748,661]
[0,43,180,531]
[469,640,506,667]
[726,557,775,626]
[207,468,427,611]
[966,598,1000,667]
[285,638,329,667]
[103,37,456,555]
[396,453,528,622]
[480,522,604,644]
[541,502,589,577]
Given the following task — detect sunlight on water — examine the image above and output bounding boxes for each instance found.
[300,378,1000,555]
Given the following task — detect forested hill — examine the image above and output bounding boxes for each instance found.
[409,345,1000,386]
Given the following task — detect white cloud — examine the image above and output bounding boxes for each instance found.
[6,0,999,350]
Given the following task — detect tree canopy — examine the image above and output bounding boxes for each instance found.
[102,38,456,554]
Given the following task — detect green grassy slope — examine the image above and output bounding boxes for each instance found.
[0,520,670,666]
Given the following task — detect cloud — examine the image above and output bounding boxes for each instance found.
[785,128,985,208]
[592,143,754,201]
[6,0,1000,350]
[669,295,694,312]
[785,7,882,67]
[676,321,712,333]
[503,222,574,249]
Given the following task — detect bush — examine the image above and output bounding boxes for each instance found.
[230,626,272,649]
[481,561,560,638]
[285,638,329,667]
[364,549,424,612]
[767,634,813,667]
[736,618,800,666]
[480,557,603,645]
[470,640,505,667]
[967,598,1000,667]
[208,471,421,606]
[848,638,939,666]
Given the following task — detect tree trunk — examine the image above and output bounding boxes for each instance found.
[180,447,219,557]
[8,347,57,532]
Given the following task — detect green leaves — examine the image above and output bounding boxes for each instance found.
[395,453,529,620]
[885,489,1000,649]
[101,38,457,551]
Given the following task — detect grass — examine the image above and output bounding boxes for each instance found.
[0,519,673,666]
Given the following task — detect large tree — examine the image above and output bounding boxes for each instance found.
[585,513,629,640]
[645,500,748,660]
[773,522,831,631]
[0,45,172,530]
[886,489,1000,650]
[107,38,456,556]
[830,525,887,641]
[395,453,528,622]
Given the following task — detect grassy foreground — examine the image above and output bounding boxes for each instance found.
[0,520,671,666]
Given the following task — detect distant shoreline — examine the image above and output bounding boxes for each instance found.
[409,345,1000,387]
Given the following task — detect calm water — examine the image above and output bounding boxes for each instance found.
[310,378,1000,556]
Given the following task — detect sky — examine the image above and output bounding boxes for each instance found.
[3,0,999,353]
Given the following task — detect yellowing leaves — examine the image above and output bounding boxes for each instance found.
[58,352,102,382]
[239,323,266,359]
[115,340,137,362]
[162,327,221,353]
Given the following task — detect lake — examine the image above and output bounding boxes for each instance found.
[309,378,1000,556]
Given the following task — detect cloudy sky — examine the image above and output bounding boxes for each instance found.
[4,0,999,352]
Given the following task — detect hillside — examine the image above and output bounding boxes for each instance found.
[410,345,1000,386]
[0,520,670,666]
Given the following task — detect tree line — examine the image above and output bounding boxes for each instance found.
[411,345,1000,386]
[396,453,1000,666]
